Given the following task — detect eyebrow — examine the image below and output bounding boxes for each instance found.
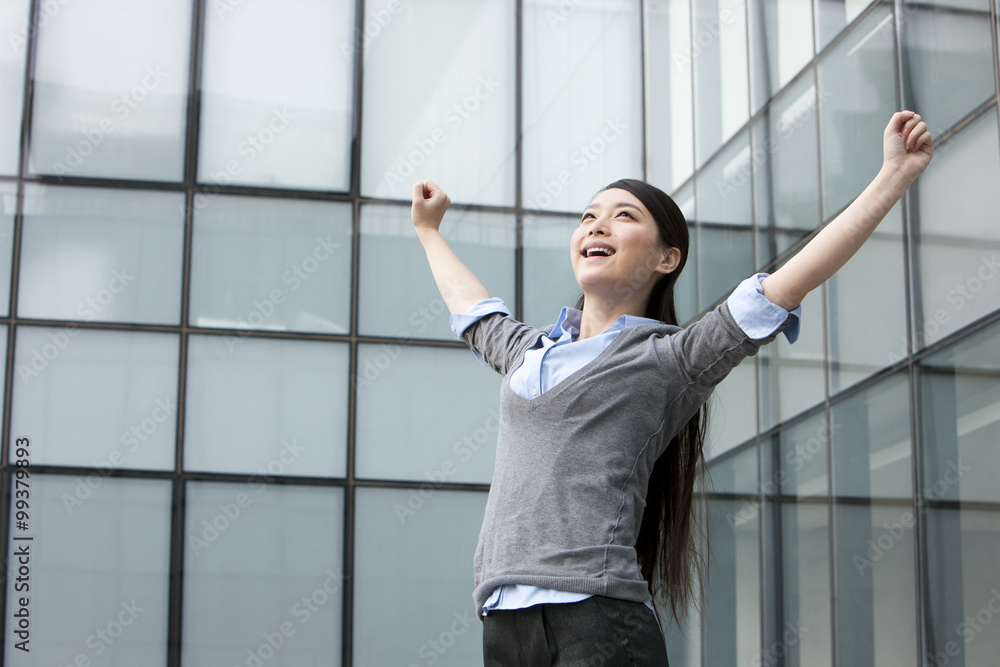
[583,202,643,213]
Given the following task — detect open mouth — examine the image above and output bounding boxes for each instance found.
[582,244,615,258]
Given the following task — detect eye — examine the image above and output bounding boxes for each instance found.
[617,210,635,219]
[580,212,595,223]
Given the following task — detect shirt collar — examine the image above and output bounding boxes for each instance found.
[550,307,661,341]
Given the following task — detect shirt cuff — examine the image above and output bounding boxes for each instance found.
[449,297,511,339]
[726,273,801,343]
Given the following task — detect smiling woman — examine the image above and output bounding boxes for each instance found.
[411,110,932,667]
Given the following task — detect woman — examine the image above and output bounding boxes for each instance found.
[411,111,932,666]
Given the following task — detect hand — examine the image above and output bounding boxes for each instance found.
[412,179,451,233]
[882,110,933,183]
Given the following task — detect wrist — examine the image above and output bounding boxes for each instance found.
[415,225,443,242]
[875,163,916,196]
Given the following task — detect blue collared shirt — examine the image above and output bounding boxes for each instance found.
[451,273,800,614]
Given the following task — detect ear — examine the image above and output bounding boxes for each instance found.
[655,247,682,275]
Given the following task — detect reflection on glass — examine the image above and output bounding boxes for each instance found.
[18,184,184,325]
[182,482,344,667]
[914,107,1000,350]
[693,0,749,166]
[816,4,895,219]
[361,0,515,206]
[359,204,516,340]
[3,475,171,666]
[831,371,911,499]
[646,0,694,191]
[764,410,829,498]
[753,74,820,271]
[748,0,814,111]
[28,0,191,181]
[919,317,1000,504]
[523,0,642,211]
[673,183,698,325]
[184,335,349,477]
[355,344,500,484]
[0,0,30,175]
[923,508,1000,666]
[522,213,580,328]
[827,205,906,392]
[353,487,486,666]
[10,327,178,470]
[902,0,994,137]
[815,0,878,51]
[706,361,758,459]
[833,503,917,665]
[707,441,758,495]
[0,182,16,315]
[199,0,354,191]
[704,499,761,665]
[189,196,352,335]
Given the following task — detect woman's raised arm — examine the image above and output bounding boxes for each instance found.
[761,110,933,311]
[412,179,492,314]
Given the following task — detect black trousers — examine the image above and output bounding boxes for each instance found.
[482,596,670,666]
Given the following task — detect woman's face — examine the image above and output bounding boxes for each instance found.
[570,187,678,304]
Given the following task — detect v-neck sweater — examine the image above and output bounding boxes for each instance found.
[462,301,791,616]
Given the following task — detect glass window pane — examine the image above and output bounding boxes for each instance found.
[645,0,694,191]
[923,507,1000,666]
[831,372,912,499]
[706,360,758,458]
[523,0,642,212]
[361,0,515,206]
[18,185,185,325]
[764,411,830,498]
[903,0,995,137]
[827,204,906,392]
[359,204,516,340]
[189,196,352,335]
[199,0,354,191]
[708,441,759,496]
[753,74,821,270]
[0,0,29,175]
[816,4,896,220]
[522,213,581,328]
[183,482,344,666]
[0,182,16,315]
[919,318,1000,504]
[353,487,486,666]
[673,183,698,325]
[815,0,878,51]
[748,0,814,110]
[28,0,191,181]
[762,500,832,667]
[693,0,750,166]
[4,475,171,666]
[833,503,917,666]
[11,327,178,470]
[704,499,761,665]
[913,107,1000,349]
[355,344,500,484]
[184,335,349,477]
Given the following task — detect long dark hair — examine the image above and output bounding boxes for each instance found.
[577,178,707,626]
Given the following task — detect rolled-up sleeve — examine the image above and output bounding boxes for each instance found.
[725,273,801,343]
[449,297,512,339]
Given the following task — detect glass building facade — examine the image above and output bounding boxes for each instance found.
[0,0,997,665]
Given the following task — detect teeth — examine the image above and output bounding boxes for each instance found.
[586,247,611,257]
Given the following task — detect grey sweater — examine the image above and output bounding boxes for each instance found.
[463,301,789,615]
